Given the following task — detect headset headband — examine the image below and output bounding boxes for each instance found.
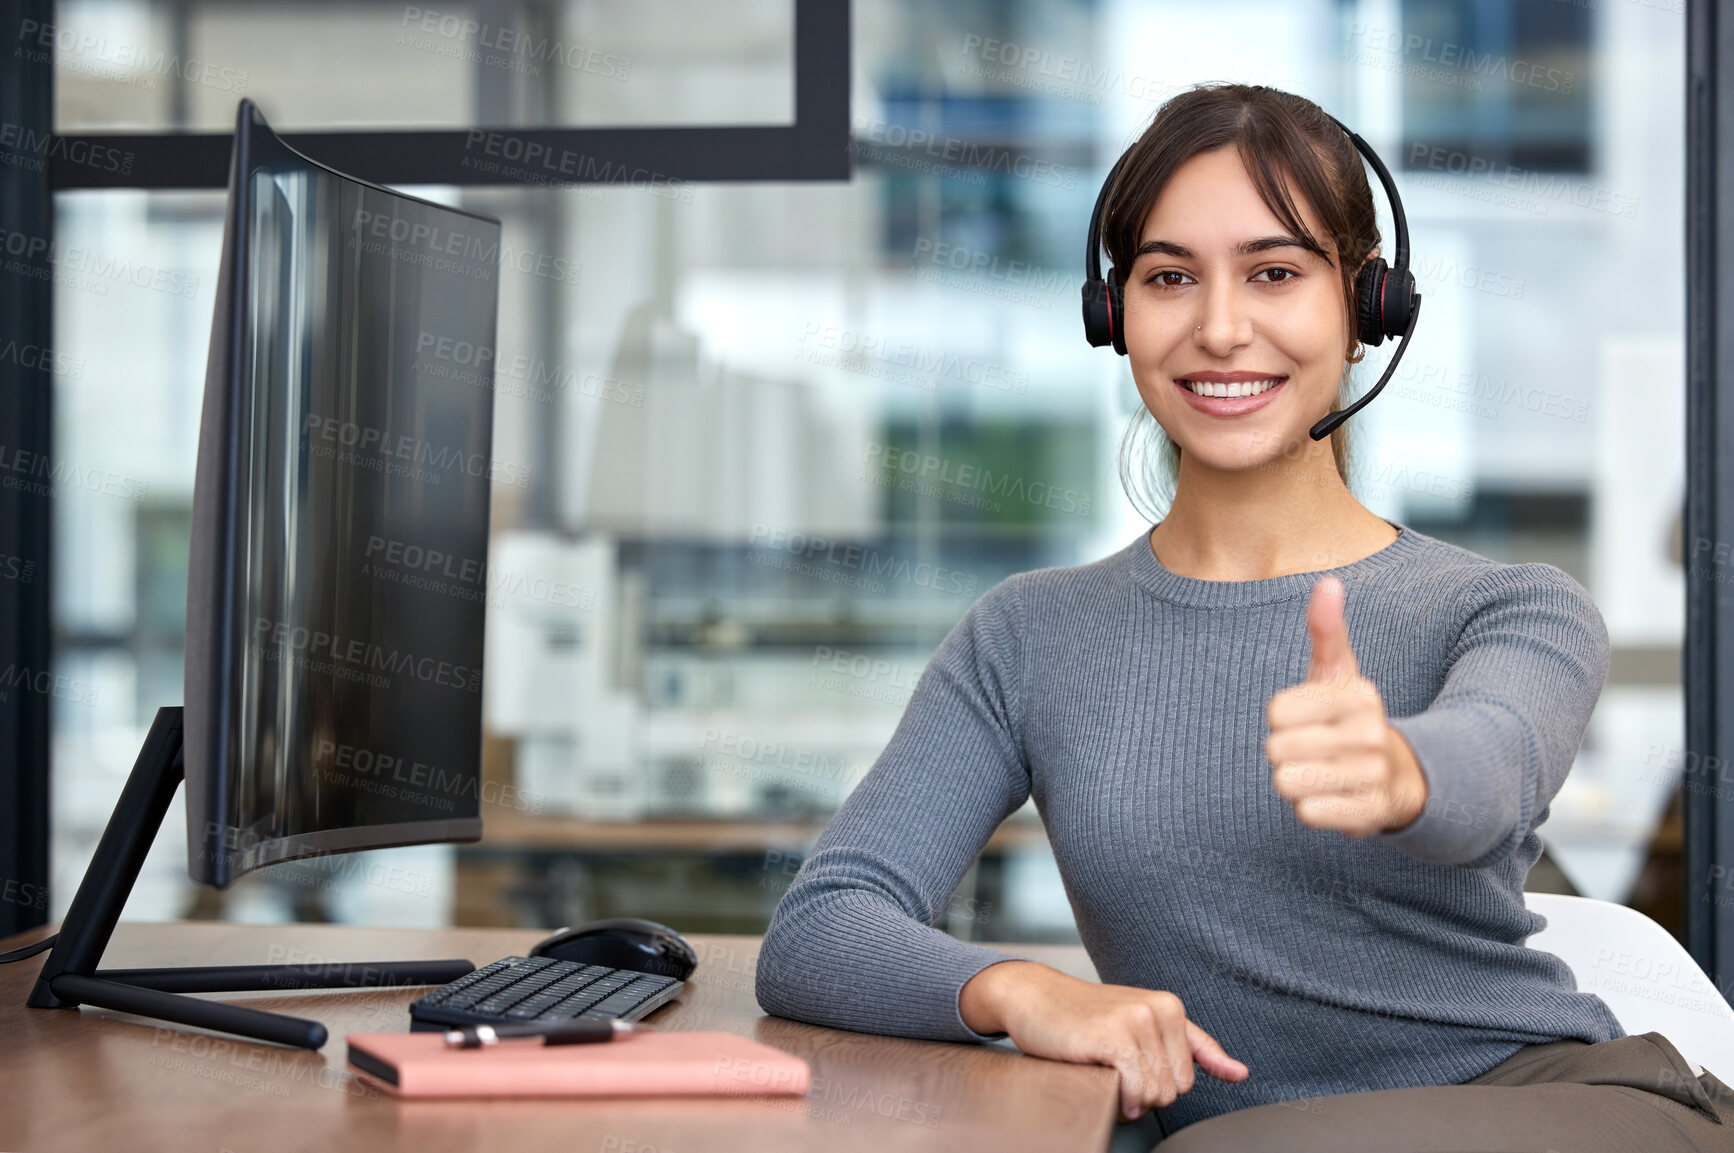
[1323,114,1409,270]
[1083,149,1131,290]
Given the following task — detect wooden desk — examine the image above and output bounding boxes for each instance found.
[0,922,1117,1153]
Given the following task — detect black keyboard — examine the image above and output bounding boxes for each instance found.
[408,956,684,1031]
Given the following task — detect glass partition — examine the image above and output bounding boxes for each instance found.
[48,0,794,132]
[49,0,1687,945]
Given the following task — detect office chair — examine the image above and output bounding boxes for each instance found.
[1524,890,1734,1081]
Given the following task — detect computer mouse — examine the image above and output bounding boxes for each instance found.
[529,917,698,980]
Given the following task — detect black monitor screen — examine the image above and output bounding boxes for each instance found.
[185,101,500,886]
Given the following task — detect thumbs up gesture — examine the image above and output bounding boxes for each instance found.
[1264,576,1429,837]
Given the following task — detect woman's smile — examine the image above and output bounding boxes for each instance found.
[1173,370,1290,416]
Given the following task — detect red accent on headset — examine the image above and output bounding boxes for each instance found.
[1105,283,1115,344]
[1378,275,1386,333]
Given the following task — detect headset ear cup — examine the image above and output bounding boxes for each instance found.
[1355,258,1388,347]
[1108,277,1127,356]
[1081,272,1130,356]
[1082,277,1114,348]
[1380,266,1416,338]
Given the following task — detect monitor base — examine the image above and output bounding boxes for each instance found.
[24,706,476,1049]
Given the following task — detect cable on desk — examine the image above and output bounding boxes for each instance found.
[0,934,58,964]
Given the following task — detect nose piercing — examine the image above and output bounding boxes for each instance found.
[1196,324,1202,330]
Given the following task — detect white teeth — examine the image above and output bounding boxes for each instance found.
[1185,377,1283,398]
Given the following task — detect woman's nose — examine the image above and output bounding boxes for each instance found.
[1195,281,1251,351]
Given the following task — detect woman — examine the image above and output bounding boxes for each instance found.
[755,83,1733,1151]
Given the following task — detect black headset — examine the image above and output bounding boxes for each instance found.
[1082,113,1421,441]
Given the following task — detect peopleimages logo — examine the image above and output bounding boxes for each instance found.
[0,226,200,298]
[460,131,693,201]
[956,34,1179,107]
[412,331,644,407]
[1404,145,1640,218]
[350,208,579,283]
[0,664,99,705]
[1345,24,1575,93]
[253,617,482,694]
[748,525,978,596]
[795,322,1029,394]
[364,534,485,586]
[16,20,249,95]
[1,875,47,911]
[0,443,146,500]
[850,117,1077,189]
[864,442,1091,515]
[314,738,542,814]
[399,6,632,79]
[0,339,83,379]
[303,414,530,489]
[0,121,132,175]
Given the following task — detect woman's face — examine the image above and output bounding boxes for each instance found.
[1122,145,1359,472]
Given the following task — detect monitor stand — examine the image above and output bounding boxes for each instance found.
[25,706,476,1049]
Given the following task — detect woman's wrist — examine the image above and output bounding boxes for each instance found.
[959,959,1054,1036]
[1382,724,1429,832]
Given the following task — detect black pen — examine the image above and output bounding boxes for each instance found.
[443,1020,653,1049]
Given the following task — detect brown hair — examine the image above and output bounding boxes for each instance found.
[1107,83,1379,516]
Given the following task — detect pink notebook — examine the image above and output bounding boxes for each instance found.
[346,1030,811,1099]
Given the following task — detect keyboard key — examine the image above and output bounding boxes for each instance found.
[577,977,665,1018]
[560,991,618,1011]
[411,956,683,1028]
[512,988,578,1014]
[472,970,569,1012]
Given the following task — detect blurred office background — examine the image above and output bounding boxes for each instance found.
[46,0,1687,945]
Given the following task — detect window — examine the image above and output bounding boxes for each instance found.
[1395,0,1594,171]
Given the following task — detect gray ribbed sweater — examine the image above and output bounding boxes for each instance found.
[754,521,1625,1133]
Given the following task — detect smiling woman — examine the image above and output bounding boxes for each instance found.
[1105,85,1377,535]
[754,81,1730,1153]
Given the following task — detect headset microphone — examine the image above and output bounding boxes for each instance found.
[1081,112,1421,441]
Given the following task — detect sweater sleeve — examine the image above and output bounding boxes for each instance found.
[1377,563,1612,869]
[754,576,1037,1043]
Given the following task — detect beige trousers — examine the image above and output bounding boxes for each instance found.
[1149,1032,1734,1152]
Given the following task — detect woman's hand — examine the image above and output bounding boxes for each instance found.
[1265,575,1429,836]
[959,960,1249,1121]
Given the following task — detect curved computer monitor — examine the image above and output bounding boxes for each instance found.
[185,99,501,886]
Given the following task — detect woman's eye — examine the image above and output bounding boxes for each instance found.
[1149,270,1188,287]
[1258,267,1297,283]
